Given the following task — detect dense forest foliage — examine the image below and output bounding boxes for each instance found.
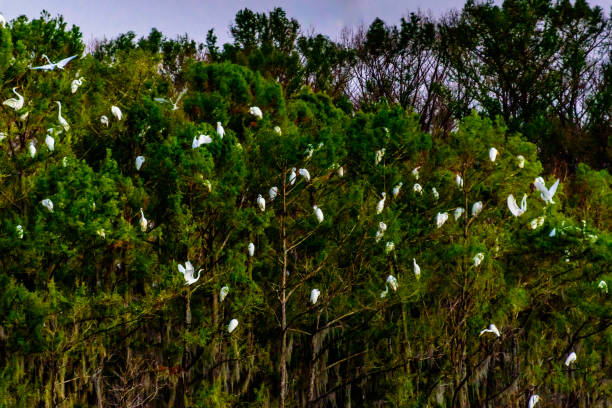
[0,1,610,407]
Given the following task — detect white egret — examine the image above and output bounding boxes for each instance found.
[534,177,560,204]
[304,145,314,160]
[220,285,229,302]
[55,101,69,131]
[269,186,278,201]
[216,122,225,139]
[413,258,421,280]
[412,166,420,180]
[375,148,385,165]
[507,194,527,217]
[413,183,423,195]
[337,166,344,177]
[313,205,324,224]
[3,88,24,111]
[386,275,398,292]
[549,228,556,237]
[203,179,212,192]
[16,225,23,239]
[380,286,389,298]
[44,134,55,152]
[436,212,449,228]
[598,280,608,293]
[139,208,148,232]
[564,352,577,366]
[376,192,386,214]
[289,168,297,185]
[298,168,311,182]
[0,14,6,28]
[228,319,239,333]
[375,221,387,242]
[454,207,465,220]
[529,216,545,230]
[385,241,395,254]
[257,194,266,212]
[392,183,402,197]
[19,111,29,121]
[154,87,187,110]
[528,394,540,408]
[62,156,68,167]
[310,289,320,305]
[479,324,500,337]
[28,141,36,158]
[192,134,212,148]
[41,199,54,212]
[178,261,202,285]
[96,229,106,239]
[31,54,77,70]
[135,156,145,171]
[100,115,109,127]
[455,174,463,188]
[517,155,525,168]
[71,77,85,94]
[473,253,485,267]
[248,242,255,257]
[472,201,483,217]
[432,187,439,200]
[111,105,122,121]
[0,132,5,141]
[489,147,498,162]
[274,126,282,135]
[249,106,263,119]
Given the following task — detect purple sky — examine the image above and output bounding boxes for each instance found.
[2,1,610,46]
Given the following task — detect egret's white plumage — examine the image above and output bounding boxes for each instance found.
[31,54,77,70]
[549,228,556,237]
[139,208,148,232]
[598,280,608,293]
[298,168,311,182]
[473,253,485,267]
[479,324,500,337]
[257,194,266,212]
[249,106,263,119]
[413,258,421,280]
[529,216,545,230]
[269,186,278,201]
[436,212,449,228]
[220,286,229,302]
[41,199,54,212]
[16,225,23,239]
[28,141,36,158]
[375,148,385,165]
[313,205,324,224]
[192,134,212,148]
[385,241,395,254]
[248,242,255,257]
[432,187,439,200]
[517,155,525,168]
[413,183,423,195]
[375,222,387,242]
[178,261,202,285]
[472,201,483,217]
[454,207,465,220]
[376,192,386,214]
[154,88,187,110]
[564,352,577,366]
[100,115,109,127]
[337,166,344,177]
[528,395,540,408]
[412,166,420,180]
[228,319,239,333]
[534,177,560,204]
[71,77,85,94]
[135,156,145,171]
[489,147,498,162]
[392,183,402,197]
[216,122,225,139]
[45,134,55,152]
[289,168,296,185]
[3,88,24,110]
[507,194,527,217]
[56,101,69,131]
[0,14,6,28]
[274,126,282,135]
[310,289,320,305]
[386,275,398,292]
[111,105,122,121]
[455,174,463,188]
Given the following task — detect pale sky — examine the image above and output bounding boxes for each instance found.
[2,1,610,46]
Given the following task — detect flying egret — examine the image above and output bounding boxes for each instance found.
[55,101,69,131]
[310,289,320,305]
[507,194,527,217]
[178,261,202,285]
[220,285,229,302]
[534,177,560,204]
[289,168,296,185]
[455,174,463,189]
[392,183,402,197]
[45,134,55,152]
[528,395,540,408]
[28,141,36,158]
[16,225,23,239]
[135,156,145,171]
[412,166,420,180]
[31,54,77,70]
[413,183,423,195]
[564,352,577,366]
[111,105,122,121]
[249,106,263,119]
[529,216,545,230]
[432,187,439,200]
[3,88,24,110]
[386,275,398,292]
[41,199,54,212]
[100,115,109,127]
[376,192,386,214]
[517,155,525,168]
[598,280,608,293]
[479,324,500,337]
[71,77,85,94]
[375,222,387,242]
[192,134,212,148]
[154,87,187,110]
[274,126,282,135]
[489,147,498,162]
[385,241,395,254]
[375,148,385,165]
[228,319,239,333]
[473,253,485,267]
[248,242,255,257]
[298,168,311,182]
[216,122,225,139]
[313,206,324,224]
[413,258,421,280]
[269,186,278,201]
[436,212,449,228]
[472,201,483,217]
[257,194,266,212]
[454,207,465,220]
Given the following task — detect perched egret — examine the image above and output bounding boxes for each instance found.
[432,187,439,200]
[3,88,24,110]
[203,179,212,192]
[455,174,463,189]
[310,289,320,305]
[100,115,109,127]
[385,241,395,254]
[529,216,545,230]
[55,101,69,131]
[472,201,483,217]
[489,147,498,162]
[413,183,423,195]
[248,242,255,257]
[517,155,525,168]
[43,134,55,152]
[269,186,278,201]
[135,156,145,171]
[376,192,386,214]
[111,105,122,121]
[216,122,225,139]
[436,212,449,228]
[313,205,324,224]
[274,126,282,135]
[192,134,212,148]
[139,208,148,232]
[412,166,420,180]
[28,141,36,158]
[549,228,556,237]
[392,183,402,197]
[16,225,23,239]
[257,194,266,212]
[298,168,311,182]
[454,207,465,220]
[337,166,344,177]
[528,394,540,408]
[380,286,389,298]
[479,324,501,337]
[71,77,85,94]
[96,229,106,239]
[507,194,527,217]
[31,54,77,70]
[473,253,485,267]
[534,177,560,204]
[565,352,577,366]
[386,275,398,292]
[598,280,608,293]
[413,258,421,280]
[154,88,187,110]
[375,148,385,165]
[41,199,54,212]
[375,222,387,242]
[249,106,263,119]
[228,319,239,333]
[289,168,297,185]
[220,286,229,302]
[178,261,202,285]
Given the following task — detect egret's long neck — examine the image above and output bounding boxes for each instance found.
[57,102,62,116]
[195,269,202,281]
[42,54,51,64]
